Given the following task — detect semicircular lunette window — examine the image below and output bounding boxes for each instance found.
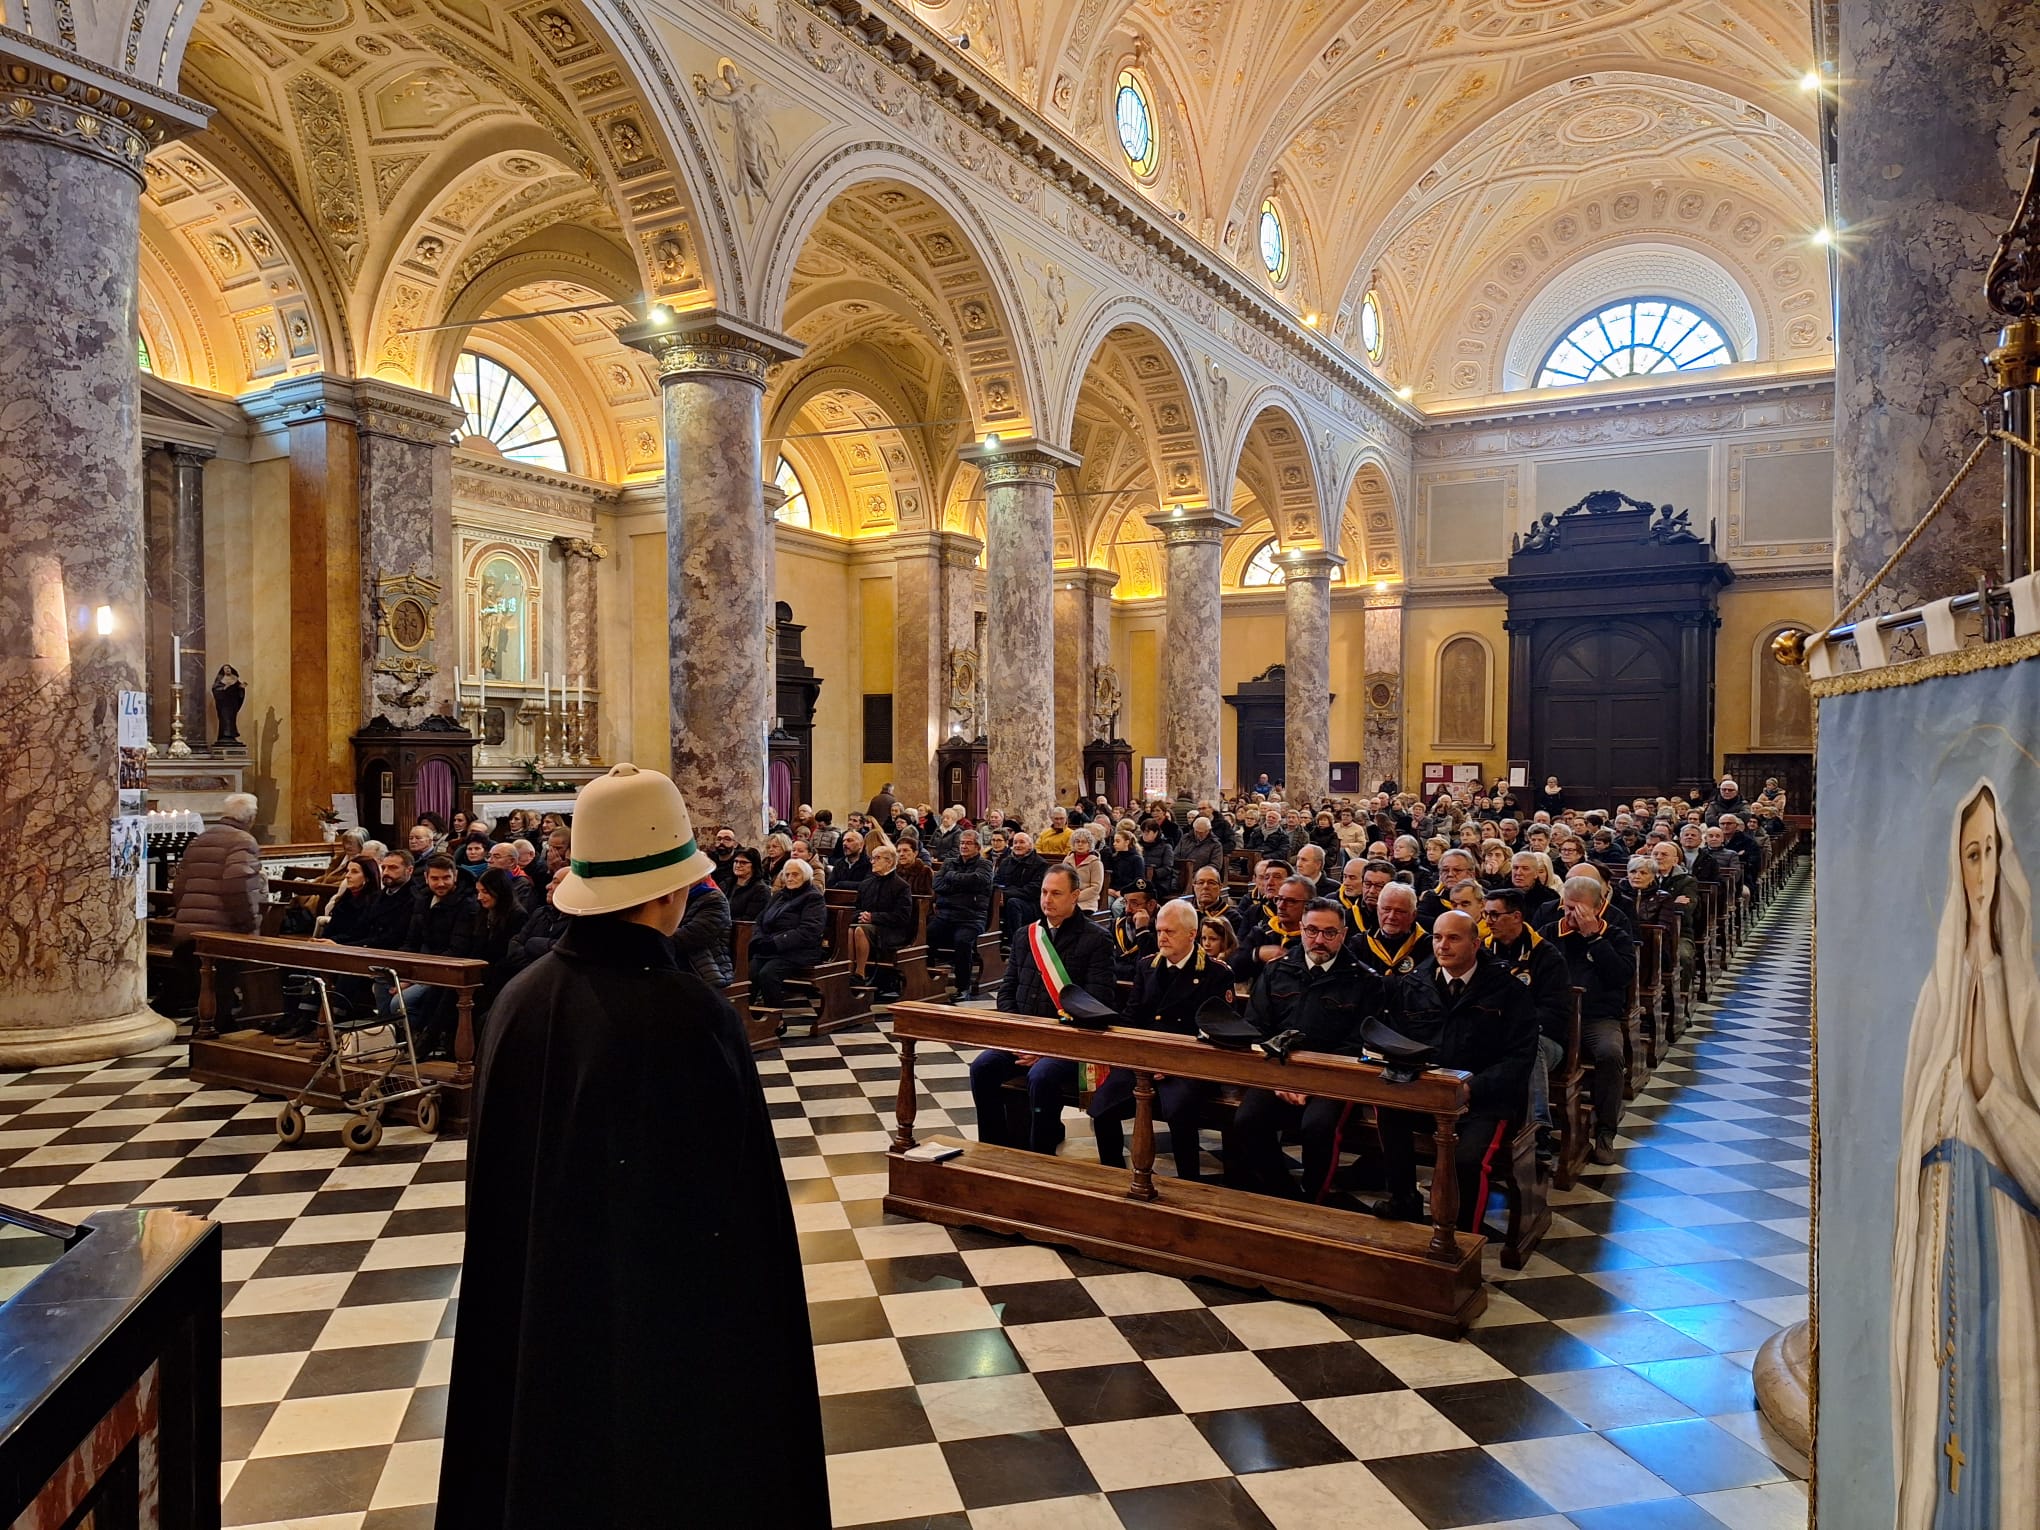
[1259,199,1288,283]
[1536,299,1734,387]
[1116,69,1158,178]
[453,351,568,472]
[1241,538,1286,587]
[773,456,811,528]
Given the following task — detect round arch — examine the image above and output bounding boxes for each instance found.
[1050,296,1216,508]
[767,363,938,537]
[1224,392,1326,550]
[420,234,644,398]
[757,144,1045,435]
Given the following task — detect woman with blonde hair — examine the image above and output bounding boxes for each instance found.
[1064,828,1105,911]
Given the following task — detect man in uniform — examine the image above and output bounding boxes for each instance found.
[1355,881,1431,977]
[1110,879,1159,981]
[1483,887,1574,1150]
[437,764,825,1528]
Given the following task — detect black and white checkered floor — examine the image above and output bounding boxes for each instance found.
[0,872,1812,1529]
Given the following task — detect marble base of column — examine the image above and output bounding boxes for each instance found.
[0,51,206,1063]
[1752,1318,1812,1459]
[963,439,1077,830]
[1283,550,1343,802]
[1147,509,1236,803]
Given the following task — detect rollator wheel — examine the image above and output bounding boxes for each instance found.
[275,1103,306,1145]
[342,1113,383,1154]
[415,1094,441,1136]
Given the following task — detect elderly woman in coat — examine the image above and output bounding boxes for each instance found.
[749,857,828,1007]
[848,843,917,1002]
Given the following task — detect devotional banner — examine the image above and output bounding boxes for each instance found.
[1815,637,2040,1528]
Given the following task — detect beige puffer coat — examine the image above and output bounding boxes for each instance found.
[171,820,264,941]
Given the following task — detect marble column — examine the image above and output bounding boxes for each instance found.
[552,536,608,763]
[893,531,984,803]
[0,38,205,1064]
[356,382,465,725]
[243,377,363,838]
[1145,509,1236,803]
[1282,549,1343,801]
[1362,589,1404,792]
[960,439,1077,831]
[623,311,802,839]
[1053,565,1120,800]
[1829,1,2039,609]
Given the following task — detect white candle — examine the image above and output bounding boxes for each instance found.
[171,633,180,674]
[454,665,463,693]
[543,671,550,711]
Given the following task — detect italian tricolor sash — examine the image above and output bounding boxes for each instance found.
[1027,921,1073,1007]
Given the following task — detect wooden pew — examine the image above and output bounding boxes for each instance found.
[884,1001,1488,1337]
[187,933,486,1132]
[1620,956,1648,1099]
[1551,987,1590,1191]
[1634,924,1663,1070]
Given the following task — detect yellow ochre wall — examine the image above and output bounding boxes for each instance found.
[1713,581,1827,766]
[1399,597,1510,790]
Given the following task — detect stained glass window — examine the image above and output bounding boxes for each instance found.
[1241,539,1285,586]
[773,456,811,528]
[453,351,568,472]
[137,335,153,374]
[1359,290,1383,362]
[1116,70,1157,177]
[1259,199,1288,283]
[1536,299,1734,387]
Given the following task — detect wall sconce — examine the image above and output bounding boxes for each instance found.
[95,605,115,636]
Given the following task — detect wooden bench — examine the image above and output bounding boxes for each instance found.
[188,933,486,1132]
[884,1001,1488,1337]
[1551,987,1590,1192]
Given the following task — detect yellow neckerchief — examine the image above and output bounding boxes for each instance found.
[1366,922,1427,970]
[1150,946,1207,972]
[1485,926,1540,970]
[1115,916,1150,954]
[1265,915,1300,941]
[1337,887,1367,924]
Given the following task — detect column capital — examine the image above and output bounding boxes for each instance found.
[958,436,1079,487]
[619,307,802,388]
[891,530,985,569]
[240,373,360,432]
[552,535,610,563]
[761,481,790,520]
[1054,565,1120,598]
[0,29,210,179]
[353,378,466,443]
[1280,546,1346,582]
[1143,506,1240,546]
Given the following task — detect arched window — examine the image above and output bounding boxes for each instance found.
[773,456,811,528]
[1258,199,1289,284]
[137,336,153,374]
[453,352,568,472]
[1536,299,1734,387]
[1241,539,1285,587]
[1359,290,1384,363]
[1435,635,1492,748]
[1115,69,1158,179]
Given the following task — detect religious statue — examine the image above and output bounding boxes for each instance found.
[946,648,979,740]
[211,664,246,747]
[694,60,782,217]
[1090,664,1122,742]
[1891,780,2040,1525]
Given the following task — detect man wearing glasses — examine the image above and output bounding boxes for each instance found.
[1237,875,1314,988]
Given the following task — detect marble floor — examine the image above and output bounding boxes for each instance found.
[0,871,1812,1529]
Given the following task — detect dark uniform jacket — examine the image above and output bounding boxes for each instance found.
[1485,927,1574,1048]
[436,916,825,1529]
[1243,946,1382,1057]
[1393,956,1538,1119]
[1124,951,1235,1035]
[1539,916,1636,1024]
[997,913,1117,1018]
[1109,913,1159,982]
[1353,922,1433,978]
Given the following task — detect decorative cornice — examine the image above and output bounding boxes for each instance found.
[958,436,1078,487]
[1055,565,1120,596]
[1280,548,1346,582]
[619,307,803,388]
[892,530,986,569]
[552,536,610,563]
[239,372,359,430]
[0,27,209,179]
[1144,506,1240,546]
[354,379,465,444]
[452,447,620,505]
[784,0,1412,431]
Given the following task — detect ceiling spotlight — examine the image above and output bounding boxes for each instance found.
[1374,580,1391,593]
[953,32,971,49]
[1303,312,1319,327]
[1798,69,1821,92]
[1811,225,1833,246]
[647,303,673,326]
[1171,209,1188,222]
[981,432,1000,452]
[1396,384,1415,401]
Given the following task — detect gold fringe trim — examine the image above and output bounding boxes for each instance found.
[1809,629,2040,698]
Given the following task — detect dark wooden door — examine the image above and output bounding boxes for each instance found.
[1535,623,1674,804]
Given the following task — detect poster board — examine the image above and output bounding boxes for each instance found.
[1141,756,1167,800]
[1813,635,2040,1527]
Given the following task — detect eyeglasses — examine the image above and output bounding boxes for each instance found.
[1274,895,1307,907]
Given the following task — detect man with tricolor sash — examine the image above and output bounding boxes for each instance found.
[968,863,1118,1155]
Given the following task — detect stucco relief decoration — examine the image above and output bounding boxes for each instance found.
[371,571,442,713]
[947,648,980,737]
[1091,666,1123,741]
[693,60,784,218]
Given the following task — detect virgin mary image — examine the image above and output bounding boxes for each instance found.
[1892,780,2040,1526]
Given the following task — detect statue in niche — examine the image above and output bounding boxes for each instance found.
[1091,665,1123,742]
[946,648,980,740]
[693,60,782,218]
[211,665,246,748]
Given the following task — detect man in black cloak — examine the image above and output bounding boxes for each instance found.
[436,763,827,1528]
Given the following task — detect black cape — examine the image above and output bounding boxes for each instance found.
[435,914,826,1529]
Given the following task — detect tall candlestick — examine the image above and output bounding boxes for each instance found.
[172,632,180,673]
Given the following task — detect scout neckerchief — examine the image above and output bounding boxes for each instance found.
[1486,926,1540,984]
[1337,887,1367,926]
[1027,919,1075,1011]
[1366,922,1428,974]
[1115,916,1148,955]
[1264,914,1300,943]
